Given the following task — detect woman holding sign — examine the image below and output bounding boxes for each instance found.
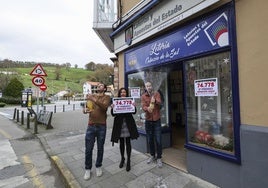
[111,87,139,171]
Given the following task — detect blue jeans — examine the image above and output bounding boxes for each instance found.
[85,124,106,170]
[145,120,162,159]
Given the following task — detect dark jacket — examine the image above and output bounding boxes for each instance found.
[110,108,139,145]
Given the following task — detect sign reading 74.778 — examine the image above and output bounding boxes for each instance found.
[112,97,135,114]
[194,78,218,97]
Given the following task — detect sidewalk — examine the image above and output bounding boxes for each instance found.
[14,109,219,188]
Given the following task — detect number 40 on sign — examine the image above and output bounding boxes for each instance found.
[32,76,45,86]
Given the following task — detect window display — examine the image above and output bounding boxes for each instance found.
[127,71,169,132]
[185,52,234,154]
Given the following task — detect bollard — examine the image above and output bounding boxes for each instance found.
[73,104,75,111]
[17,109,19,122]
[63,105,65,112]
[27,113,30,129]
[13,108,16,120]
[21,111,24,125]
[46,112,54,129]
[54,105,56,113]
[34,116,38,134]
[44,106,46,111]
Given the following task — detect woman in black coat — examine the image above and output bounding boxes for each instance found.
[111,87,139,171]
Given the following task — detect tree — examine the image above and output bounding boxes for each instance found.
[94,65,114,85]
[55,64,61,80]
[85,62,96,71]
[3,77,24,98]
[65,62,71,71]
[0,73,10,91]
[86,74,97,82]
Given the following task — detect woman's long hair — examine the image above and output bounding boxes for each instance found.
[118,87,129,97]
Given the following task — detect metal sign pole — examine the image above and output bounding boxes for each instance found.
[36,87,39,114]
[41,91,44,108]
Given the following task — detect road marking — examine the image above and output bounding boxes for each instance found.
[22,155,45,188]
[0,128,12,139]
[0,140,29,187]
[0,111,10,116]
[0,112,12,120]
[0,175,29,187]
[0,140,19,169]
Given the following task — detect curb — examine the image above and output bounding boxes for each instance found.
[51,156,81,188]
[37,135,82,188]
[8,116,82,187]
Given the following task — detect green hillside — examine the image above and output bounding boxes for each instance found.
[2,66,94,95]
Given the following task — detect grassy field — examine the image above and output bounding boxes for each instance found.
[1,66,94,95]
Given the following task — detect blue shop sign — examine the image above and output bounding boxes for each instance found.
[125,8,230,72]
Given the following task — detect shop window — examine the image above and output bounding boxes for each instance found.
[185,51,235,156]
[127,71,169,132]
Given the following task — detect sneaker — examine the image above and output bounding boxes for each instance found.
[147,156,155,164]
[157,158,163,168]
[83,170,91,180]
[96,167,102,177]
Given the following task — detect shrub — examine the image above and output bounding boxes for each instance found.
[0,102,6,107]
[0,96,21,105]
[0,96,36,105]
[3,77,24,98]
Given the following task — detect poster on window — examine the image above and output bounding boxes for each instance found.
[194,78,218,96]
[112,97,135,114]
[130,87,140,98]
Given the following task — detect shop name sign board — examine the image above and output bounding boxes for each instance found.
[125,8,230,72]
[132,0,205,40]
[194,78,218,96]
[114,0,220,52]
[112,97,135,114]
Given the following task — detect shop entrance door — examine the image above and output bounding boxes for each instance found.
[169,69,185,148]
[162,68,187,171]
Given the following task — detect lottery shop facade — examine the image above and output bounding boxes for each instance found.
[107,0,268,187]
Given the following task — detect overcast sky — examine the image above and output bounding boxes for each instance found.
[0,0,115,68]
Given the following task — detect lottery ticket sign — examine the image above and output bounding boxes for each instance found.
[130,87,140,98]
[194,78,218,96]
[112,97,135,114]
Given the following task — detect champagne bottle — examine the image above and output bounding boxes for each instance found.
[149,102,155,110]
[86,100,94,111]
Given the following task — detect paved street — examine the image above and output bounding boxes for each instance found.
[0,101,219,188]
[0,100,83,119]
[0,111,65,187]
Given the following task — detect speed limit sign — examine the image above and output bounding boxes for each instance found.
[32,76,45,86]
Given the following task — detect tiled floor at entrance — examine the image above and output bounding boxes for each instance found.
[162,124,187,172]
[162,148,187,172]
